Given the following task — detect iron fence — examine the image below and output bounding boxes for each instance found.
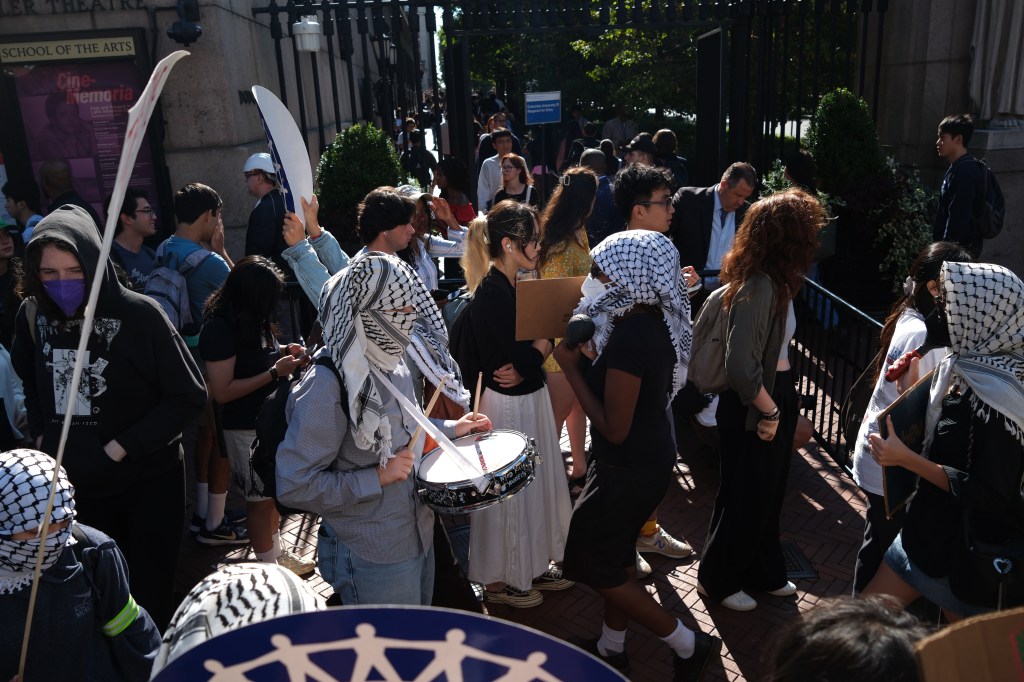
[792,276,883,473]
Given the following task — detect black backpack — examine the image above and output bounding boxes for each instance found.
[976,159,1006,239]
[250,355,347,512]
[447,293,480,394]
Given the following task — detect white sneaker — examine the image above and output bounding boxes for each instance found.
[697,583,758,611]
[635,551,652,579]
[766,580,797,596]
[636,526,693,558]
[277,549,316,577]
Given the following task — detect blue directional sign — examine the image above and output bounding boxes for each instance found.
[525,91,562,125]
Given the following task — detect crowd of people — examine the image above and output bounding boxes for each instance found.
[1,98,1020,682]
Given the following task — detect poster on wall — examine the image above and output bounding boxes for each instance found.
[5,37,158,224]
[0,155,12,225]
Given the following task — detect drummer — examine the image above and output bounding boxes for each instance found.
[455,200,574,608]
[276,252,490,606]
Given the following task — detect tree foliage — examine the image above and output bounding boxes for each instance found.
[316,123,406,254]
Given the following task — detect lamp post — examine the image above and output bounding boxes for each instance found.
[387,37,399,129]
[293,13,326,151]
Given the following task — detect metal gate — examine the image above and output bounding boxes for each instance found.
[250,0,889,180]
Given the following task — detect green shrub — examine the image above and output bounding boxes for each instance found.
[872,158,933,293]
[806,88,884,195]
[316,124,406,253]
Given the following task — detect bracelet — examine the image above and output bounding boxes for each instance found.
[268,366,280,382]
[760,406,780,422]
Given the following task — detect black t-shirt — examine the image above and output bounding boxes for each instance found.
[584,310,675,469]
[198,316,278,430]
[493,185,540,208]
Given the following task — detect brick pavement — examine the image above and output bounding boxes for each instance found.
[175,416,867,681]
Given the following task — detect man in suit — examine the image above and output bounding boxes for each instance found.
[670,162,757,298]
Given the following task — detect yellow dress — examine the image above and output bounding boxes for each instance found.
[539,230,591,373]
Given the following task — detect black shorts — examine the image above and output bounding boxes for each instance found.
[562,459,670,589]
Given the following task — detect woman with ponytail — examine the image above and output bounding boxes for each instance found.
[850,241,972,592]
[457,200,573,609]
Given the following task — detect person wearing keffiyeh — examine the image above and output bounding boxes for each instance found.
[276,253,490,606]
[554,229,720,679]
[0,449,159,681]
[864,262,1024,618]
[151,563,322,674]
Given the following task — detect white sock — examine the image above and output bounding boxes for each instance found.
[195,482,208,518]
[661,619,695,658]
[254,547,278,562]
[597,623,626,655]
[272,532,283,559]
[205,492,226,531]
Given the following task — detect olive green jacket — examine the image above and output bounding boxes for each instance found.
[723,273,787,431]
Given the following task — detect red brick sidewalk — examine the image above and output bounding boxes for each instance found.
[175,418,866,681]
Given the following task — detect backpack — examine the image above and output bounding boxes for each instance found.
[250,354,347,513]
[976,159,1006,239]
[688,285,730,394]
[144,242,214,334]
[447,292,480,393]
[442,288,471,334]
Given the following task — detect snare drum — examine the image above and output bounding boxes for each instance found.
[417,429,537,514]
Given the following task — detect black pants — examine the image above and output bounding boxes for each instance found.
[74,458,186,630]
[698,372,797,600]
[853,490,906,593]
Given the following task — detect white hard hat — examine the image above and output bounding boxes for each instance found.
[243,153,275,175]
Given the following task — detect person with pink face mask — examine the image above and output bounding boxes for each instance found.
[10,204,207,630]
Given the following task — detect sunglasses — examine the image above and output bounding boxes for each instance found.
[635,197,673,209]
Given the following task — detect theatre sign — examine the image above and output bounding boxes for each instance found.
[0,0,145,17]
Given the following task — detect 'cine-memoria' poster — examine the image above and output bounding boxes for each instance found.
[14,59,157,221]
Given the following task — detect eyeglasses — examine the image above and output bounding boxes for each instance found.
[500,165,516,172]
[635,198,673,210]
[136,207,154,215]
[244,171,262,179]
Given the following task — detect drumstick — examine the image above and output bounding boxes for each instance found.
[408,376,446,449]
[473,371,483,419]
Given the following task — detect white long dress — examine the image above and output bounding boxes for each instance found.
[467,385,573,590]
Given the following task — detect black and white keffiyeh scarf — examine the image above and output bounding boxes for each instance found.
[0,449,75,594]
[319,252,468,466]
[924,262,1024,453]
[152,563,322,673]
[575,230,692,402]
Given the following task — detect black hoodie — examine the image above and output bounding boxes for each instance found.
[11,205,207,497]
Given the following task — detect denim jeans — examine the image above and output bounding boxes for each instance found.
[317,522,435,605]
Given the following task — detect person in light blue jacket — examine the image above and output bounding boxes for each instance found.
[281,195,350,305]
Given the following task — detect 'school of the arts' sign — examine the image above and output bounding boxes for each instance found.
[5,34,159,223]
[0,37,136,63]
[0,0,144,18]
